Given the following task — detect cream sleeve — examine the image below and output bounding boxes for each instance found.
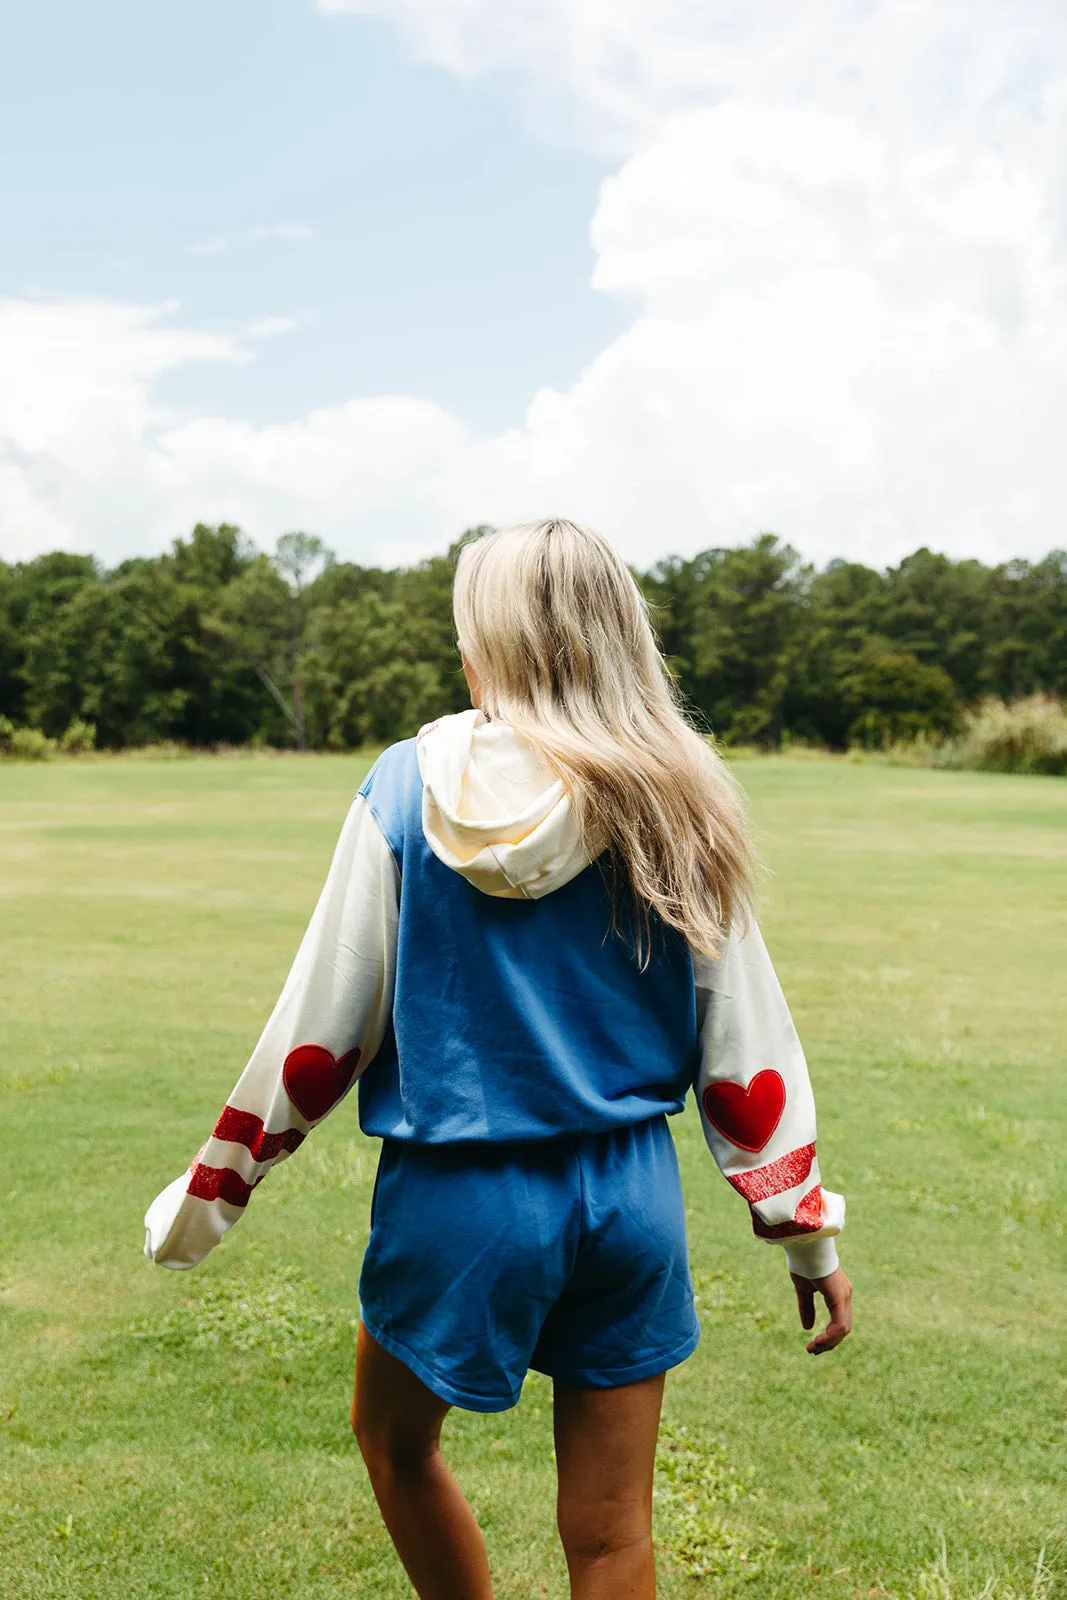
[692,920,845,1279]
[144,794,399,1270]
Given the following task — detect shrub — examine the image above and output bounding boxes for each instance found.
[58,718,96,754]
[5,726,56,761]
[950,694,1067,775]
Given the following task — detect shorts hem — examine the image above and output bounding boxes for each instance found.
[359,1311,522,1415]
[531,1322,701,1390]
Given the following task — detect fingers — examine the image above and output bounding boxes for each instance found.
[787,1266,854,1353]
[806,1272,853,1356]
[806,1317,849,1355]
[789,1271,816,1330]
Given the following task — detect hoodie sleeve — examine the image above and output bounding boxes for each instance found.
[144,793,399,1270]
[692,920,845,1279]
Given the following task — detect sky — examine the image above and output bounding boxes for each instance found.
[2,0,1066,571]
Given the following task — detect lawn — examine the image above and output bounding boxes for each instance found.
[1,751,1065,1599]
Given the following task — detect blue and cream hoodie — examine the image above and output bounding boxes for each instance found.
[145,710,844,1278]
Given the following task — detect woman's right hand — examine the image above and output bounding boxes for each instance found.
[789,1266,853,1354]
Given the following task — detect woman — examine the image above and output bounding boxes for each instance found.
[146,518,851,1599]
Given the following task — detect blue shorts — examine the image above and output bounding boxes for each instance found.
[357,1114,700,1412]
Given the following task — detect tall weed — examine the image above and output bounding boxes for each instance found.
[946,695,1067,776]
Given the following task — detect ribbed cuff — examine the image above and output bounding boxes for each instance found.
[784,1235,840,1279]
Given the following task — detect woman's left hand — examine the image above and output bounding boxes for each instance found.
[789,1265,852,1354]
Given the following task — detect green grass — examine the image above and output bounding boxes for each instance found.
[1,753,1065,1598]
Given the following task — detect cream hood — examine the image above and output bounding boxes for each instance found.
[415,709,593,899]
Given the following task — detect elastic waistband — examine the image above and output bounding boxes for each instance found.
[376,1113,673,1169]
[386,1110,669,1146]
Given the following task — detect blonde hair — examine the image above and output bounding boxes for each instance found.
[453,518,754,961]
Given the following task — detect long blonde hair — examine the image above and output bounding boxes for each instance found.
[452,518,754,961]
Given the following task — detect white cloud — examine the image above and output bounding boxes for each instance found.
[316,0,1067,159]
[188,223,314,257]
[159,398,469,557]
[0,298,245,560]
[243,314,308,340]
[248,222,315,242]
[0,296,470,565]
[4,4,1067,570]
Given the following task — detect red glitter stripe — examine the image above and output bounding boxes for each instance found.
[212,1105,305,1162]
[187,1162,261,1208]
[751,1183,825,1240]
[727,1142,816,1203]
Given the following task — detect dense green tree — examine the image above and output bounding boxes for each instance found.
[876,548,991,701]
[0,552,99,724]
[782,560,885,747]
[980,552,1067,700]
[644,535,809,745]
[2,522,1064,752]
[0,562,21,724]
[23,567,194,745]
[392,534,487,718]
[207,533,334,748]
[164,522,257,591]
[303,593,442,748]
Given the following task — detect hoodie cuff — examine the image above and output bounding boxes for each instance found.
[784,1235,840,1280]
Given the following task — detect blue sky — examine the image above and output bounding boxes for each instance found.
[3,0,619,429]
[2,0,1064,569]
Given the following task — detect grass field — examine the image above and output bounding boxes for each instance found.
[2,751,1065,1599]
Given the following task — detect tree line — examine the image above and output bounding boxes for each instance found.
[1,523,1064,752]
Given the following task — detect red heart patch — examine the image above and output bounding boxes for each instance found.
[702,1069,786,1153]
[282,1043,361,1123]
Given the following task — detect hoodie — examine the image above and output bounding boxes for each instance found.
[144,710,844,1278]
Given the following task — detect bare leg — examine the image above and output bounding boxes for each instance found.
[553,1372,665,1600]
[352,1321,494,1600]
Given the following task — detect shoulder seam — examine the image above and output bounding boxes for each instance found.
[357,786,403,876]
